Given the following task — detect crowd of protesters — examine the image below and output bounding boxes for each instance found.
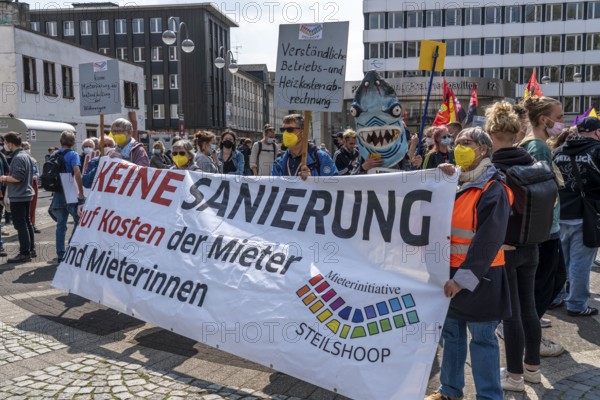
[0,100,598,400]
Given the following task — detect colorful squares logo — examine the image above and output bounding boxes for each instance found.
[297,275,420,340]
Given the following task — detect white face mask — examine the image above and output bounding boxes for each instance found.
[426,137,434,146]
[3,144,9,152]
[25,149,31,154]
[441,138,453,146]
[83,147,93,155]
[266,138,274,144]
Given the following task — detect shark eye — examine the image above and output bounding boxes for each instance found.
[390,105,402,117]
[350,104,362,118]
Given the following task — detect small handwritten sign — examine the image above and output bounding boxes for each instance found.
[79,60,121,116]
[275,22,349,112]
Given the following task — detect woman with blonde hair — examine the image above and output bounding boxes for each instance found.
[150,140,171,169]
[487,101,543,391]
[194,131,221,173]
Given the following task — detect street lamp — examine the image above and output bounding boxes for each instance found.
[541,65,583,107]
[214,46,238,128]
[162,17,194,136]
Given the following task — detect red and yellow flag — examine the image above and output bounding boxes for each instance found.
[433,79,459,126]
[524,69,543,99]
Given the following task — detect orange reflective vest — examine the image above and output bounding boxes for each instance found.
[450,180,513,268]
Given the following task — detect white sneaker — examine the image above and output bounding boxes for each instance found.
[523,368,541,384]
[540,318,552,328]
[496,322,504,340]
[540,337,565,357]
[500,369,525,392]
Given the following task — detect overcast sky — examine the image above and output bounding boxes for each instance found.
[24,0,365,81]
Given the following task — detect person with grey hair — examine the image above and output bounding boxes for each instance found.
[426,127,512,400]
[108,118,149,166]
[169,140,199,171]
[48,130,84,264]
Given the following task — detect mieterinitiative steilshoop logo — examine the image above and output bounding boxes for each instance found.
[298,24,323,40]
[296,273,420,339]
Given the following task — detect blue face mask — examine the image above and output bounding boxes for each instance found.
[210,144,217,152]
[441,138,453,146]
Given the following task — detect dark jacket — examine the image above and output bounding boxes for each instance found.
[422,150,455,169]
[553,137,600,220]
[333,146,360,175]
[448,165,512,321]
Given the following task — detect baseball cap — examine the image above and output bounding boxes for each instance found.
[577,117,600,133]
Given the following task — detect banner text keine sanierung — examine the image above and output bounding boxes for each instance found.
[53,158,458,400]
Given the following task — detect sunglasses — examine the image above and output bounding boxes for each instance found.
[279,127,302,133]
[172,151,188,157]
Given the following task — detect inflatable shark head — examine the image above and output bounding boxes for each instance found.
[351,71,407,167]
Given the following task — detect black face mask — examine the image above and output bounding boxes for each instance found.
[222,141,234,149]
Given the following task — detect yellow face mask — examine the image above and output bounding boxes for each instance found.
[454,144,478,169]
[172,155,189,168]
[283,131,300,148]
[113,133,128,147]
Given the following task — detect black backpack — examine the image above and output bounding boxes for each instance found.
[501,161,558,246]
[41,149,70,192]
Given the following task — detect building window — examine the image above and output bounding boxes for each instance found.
[170,104,178,119]
[80,20,92,36]
[525,5,542,22]
[169,74,178,89]
[563,97,580,114]
[504,37,521,54]
[169,46,178,61]
[585,96,600,111]
[153,104,164,119]
[151,46,163,61]
[388,42,403,58]
[464,38,480,55]
[587,33,600,51]
[124,81,138,109]
[566,34,583,51]
[544,66,560,82]
[63,21,74,36]
[98,19,109,35]
[43,61,56,96]
[369,12,385,29]
[464,68,481,78]
[31,21,40,31]
[586,65,600,81]
[564,65,581,82]
[445,69,461,77]
[406,41,420,57]
[505,5,521,23]
[545,35,562,53]
[485,6,501,24]
[445,39,461,56]
[46,21,57,36]
[546,4,562,22]
[98,48,110,55]
[425,10,442,27]
[369,42,385,58]
[22,56,37,92]
[484,38,501,55]
[132,18,144,34]
[387,71,403,78]
[465,8,481,25]
[150,18,162,33]
[483,68,501,78]
[446,8,461,26]
[504,67,520,84]
[566,2,584,20]
[133,47,145,62]
[406,11,422,28]
[404,70,422,77]
[590,1,600,19]
[524,36,541,53]
[389,11,403,28]
[62,65,74,98]
[115,19,127,35]
[116,47,128,61]
[152,75,164,90]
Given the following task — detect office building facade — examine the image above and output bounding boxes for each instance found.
[363,0,600,122]
[30,2,237,133]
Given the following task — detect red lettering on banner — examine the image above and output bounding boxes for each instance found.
[105,163,129,193]
[98,208,165,246]
[92,161,114,192]
[151,171,185,207]
[127,167,162,200]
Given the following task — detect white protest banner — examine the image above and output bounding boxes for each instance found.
[59,173,79,204]
[275,22,348,112]
[53,159,458,399]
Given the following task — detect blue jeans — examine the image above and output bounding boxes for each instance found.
[49,191,79,260]
[560,222,598,313]
[439,317,502,400]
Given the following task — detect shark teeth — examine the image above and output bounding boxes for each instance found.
[358,127,400,148]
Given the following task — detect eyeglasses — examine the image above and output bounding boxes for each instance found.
[172,151,188,157]
[441,136,451,139]
[279,127,302,133]
[455,139,476,147]
[112,130,127,134]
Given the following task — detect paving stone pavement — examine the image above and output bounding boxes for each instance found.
[0,195,599,399]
